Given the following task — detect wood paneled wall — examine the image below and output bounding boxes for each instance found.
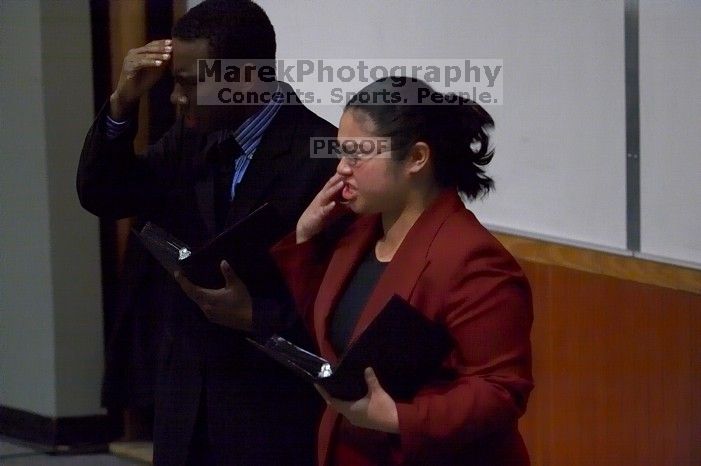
[499,236,701,465]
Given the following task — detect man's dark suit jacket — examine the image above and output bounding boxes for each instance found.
[77,83,337,465]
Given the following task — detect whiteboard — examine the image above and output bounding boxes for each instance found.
[256,0,629,251]
[639,0,701,268]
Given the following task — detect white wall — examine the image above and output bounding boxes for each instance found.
[257,0,628,252]
[0,0,57,417]
[253,0,700,267]
[639,0,701,268]
[0,0,104,418]
[180,1,701,266]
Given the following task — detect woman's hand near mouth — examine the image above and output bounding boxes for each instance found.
[296,173,348,244]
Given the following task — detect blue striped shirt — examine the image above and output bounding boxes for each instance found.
[216,85,283,199]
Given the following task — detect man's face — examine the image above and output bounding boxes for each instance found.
[170,38,246,132]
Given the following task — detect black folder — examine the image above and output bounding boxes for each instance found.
[134,203,283,292]
[247,295,453,401]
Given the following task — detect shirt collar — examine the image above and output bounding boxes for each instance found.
[205,82,283,155]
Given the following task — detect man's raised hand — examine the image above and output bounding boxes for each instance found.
[110,39,172,119]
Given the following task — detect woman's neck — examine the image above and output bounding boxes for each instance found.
[376,185,442,262]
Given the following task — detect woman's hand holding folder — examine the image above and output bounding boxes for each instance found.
[175,259,253,331]
[315,367,399,434]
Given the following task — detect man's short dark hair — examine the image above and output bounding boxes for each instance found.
[173,0,276,63]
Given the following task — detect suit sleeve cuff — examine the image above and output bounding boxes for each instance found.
[270,231,320,275]
[103,114,133,140]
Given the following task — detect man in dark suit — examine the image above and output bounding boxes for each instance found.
[77,1,337,464]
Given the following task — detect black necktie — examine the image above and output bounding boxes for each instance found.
[212,136,243,230]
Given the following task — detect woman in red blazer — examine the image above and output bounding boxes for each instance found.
[270,77,534,465]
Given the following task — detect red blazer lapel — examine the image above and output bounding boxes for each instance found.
[314,190,465,364]
[348,190,465,344]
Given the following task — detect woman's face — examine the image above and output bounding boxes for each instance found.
[335,110,408,215]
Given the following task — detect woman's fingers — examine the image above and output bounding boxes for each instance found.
[297,174,347,243]
[317,173,344,200]
[318,180,344,206]
[321,200,336,216]
[363,367,380,393]
[321,172,344,190]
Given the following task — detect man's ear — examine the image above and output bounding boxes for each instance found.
[406,141,431,174]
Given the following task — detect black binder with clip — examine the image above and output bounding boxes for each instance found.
[248,295,452,401]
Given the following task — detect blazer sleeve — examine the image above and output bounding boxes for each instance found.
[269,231,333,336]
[270,211,359,336]
[395,239,534,457]
[76,101,183,219]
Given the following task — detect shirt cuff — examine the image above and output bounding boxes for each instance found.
[104,114,132,140]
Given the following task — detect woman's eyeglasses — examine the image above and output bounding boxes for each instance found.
[337,149,391,166]
[332,137,400,166]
